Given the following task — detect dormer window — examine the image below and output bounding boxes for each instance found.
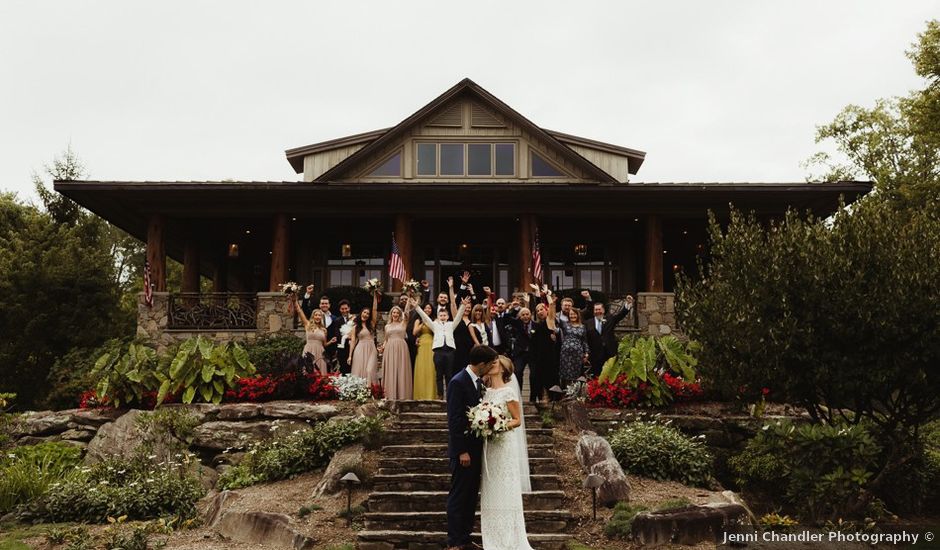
[416,142,516,177]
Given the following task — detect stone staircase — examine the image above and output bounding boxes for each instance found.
[357,400,573,549]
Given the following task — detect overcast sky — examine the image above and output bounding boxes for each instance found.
[0,1,935,200]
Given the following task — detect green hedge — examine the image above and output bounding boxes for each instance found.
[607,419,714,487]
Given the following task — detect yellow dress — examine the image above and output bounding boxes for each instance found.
[413,324,438,400]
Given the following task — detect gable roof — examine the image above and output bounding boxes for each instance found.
[285,78,645,182]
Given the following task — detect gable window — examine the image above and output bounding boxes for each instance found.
[367,152,402,177]
[414,142,516,177]
[531,151,565,177]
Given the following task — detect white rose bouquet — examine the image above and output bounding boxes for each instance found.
[363,278,382,296]
[402,279,421,296]
[278,281,301,295]
[466,401,511,440]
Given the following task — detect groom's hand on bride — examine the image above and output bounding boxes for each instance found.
[459,452,471,467]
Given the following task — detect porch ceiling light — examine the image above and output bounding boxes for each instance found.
[227,243,239,258]
[342,244,352,258]
[574,244,588,257]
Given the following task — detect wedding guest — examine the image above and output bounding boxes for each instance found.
[529,290,560,403]
[413,302,438,399]
[435,290,453,321]
[381,304,413,400]
[414,294,470,398]
[349,293,379,385]
[558,307,589,387]
[484,287,509,354]
[318,296,341,366]
[295,298,336,375]
[449,278,474,376]
[581,291,634,377]
[468,304,492,347]
[299,284,317,320]
[335,300,355,374]
[506,304,535,402]
[558,297,575,323]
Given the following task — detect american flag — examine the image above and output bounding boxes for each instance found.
[389,234,407,283]
[143,260,153,308]
[532,226,543,283]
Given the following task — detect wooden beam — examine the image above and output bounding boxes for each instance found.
[517,214,534,291]
[393,214,413,291]
[269,214,290,292]
[146,214,166,292]
[182,237,200,293]
[645,215,664,292]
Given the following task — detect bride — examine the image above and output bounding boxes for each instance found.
[479,355,534,550]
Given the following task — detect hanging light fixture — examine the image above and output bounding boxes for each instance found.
[342,244,352,258]
[574,244,588,257]
[227,244,239,258]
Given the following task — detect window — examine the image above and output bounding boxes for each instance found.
[367,152,402,177]
[414,142,516,177]
[580,269,604,291]
[531,151,565,177]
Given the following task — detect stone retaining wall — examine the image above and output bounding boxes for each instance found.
[636,292,679,336]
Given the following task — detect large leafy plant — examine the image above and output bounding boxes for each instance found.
[93,342,160,408]
[598,335,700,407]
[157,336,254,405]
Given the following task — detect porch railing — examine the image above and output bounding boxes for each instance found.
[167,293,258,330]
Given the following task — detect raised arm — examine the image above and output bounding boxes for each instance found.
[454,296,469,324]
[609,294,634,327]
[295,295,309,326]
[412,317,425,337]
[579,290,594,320]
[415,302,435,330]
[448,276,458,319]
[546,292,557,331]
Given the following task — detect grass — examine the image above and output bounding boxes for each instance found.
[654,497,692,511]
[322,544,355,550]
[565,542,598,550]
[0,521,70,550]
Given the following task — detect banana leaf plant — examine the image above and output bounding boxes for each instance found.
[157,336,254,405]
[93,342,159,408]
[598,335,701,406]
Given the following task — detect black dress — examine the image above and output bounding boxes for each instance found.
[453,318,473,372]
[531,320,560,402]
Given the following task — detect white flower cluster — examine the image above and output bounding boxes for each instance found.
[363,278,382,295]
[334,374,372,402]
[466,401,511,440]
[278,281,301,294]
[402,279,421,295]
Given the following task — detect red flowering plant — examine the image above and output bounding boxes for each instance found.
[370,383,385,400]
[589,335,702,409]
[308,372,339,401]
[79,389,109,409]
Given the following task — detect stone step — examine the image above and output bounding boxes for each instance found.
[377,457,558,475]
[394,400,448,413]
[391,428,555,445]
[381,443,556,459]
[362,509,574,532]
[373,473,561,492]
[366,490,566,513]
[357,530,570,550]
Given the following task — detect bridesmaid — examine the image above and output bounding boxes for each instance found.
[296,299,336,375]
[449,277,473,373]
[381,304,413,400]
[349,293,379,385]
[412,303,437,400]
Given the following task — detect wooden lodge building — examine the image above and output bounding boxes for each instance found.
[55,78,871,346]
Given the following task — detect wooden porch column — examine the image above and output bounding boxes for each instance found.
[393,214,413,291]
[182,237,200,293]
[212,260,227,292]
[146,214,166,292]
[517,214,534,291]
[645,215,664,292]
[269,214,290,291]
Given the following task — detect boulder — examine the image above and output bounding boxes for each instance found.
[216,403,263,420]
[192,420,310,451]
[632,503,749,546]
[356,402,382,418]
[313,444,364,497]
[563,400,596,434]
[59,428,96,442]
[85,409,192,464]
[14,411,73,437]
[589,458,631,506]
[576,433,631,506]
[212,451,246,467]
[215,511,316,550]
[200,490,240,527]
[157,403,219,424]
[69,408,124,427]
[261,402,338,421]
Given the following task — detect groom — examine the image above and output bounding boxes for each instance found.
[445,344,499,550]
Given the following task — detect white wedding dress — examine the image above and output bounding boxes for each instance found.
[479,379,534,550]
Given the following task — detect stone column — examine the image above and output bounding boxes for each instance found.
[644,215,664,292]
[517,214,534,291]
[146,214,167,292]
[392,213,413,291]
[182,236,200,293]
[269,214,290,292]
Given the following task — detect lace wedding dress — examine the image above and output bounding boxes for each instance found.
[479,382,534,550]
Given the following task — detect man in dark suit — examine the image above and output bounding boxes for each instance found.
[434,289,453,321]
[483,287,511,354]
[446,345,498,550]
[581,291,634,377]
[316,296,342,365]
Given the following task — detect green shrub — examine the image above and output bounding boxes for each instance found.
[43,340,128,410]
[730,421,881,521]
[157,336,254,405]
[244,335,304,375]
[603,502,648,539]
[219,416,384,489]
[25,456,204,523]
[0,442,82,514]
[607,418,714,487]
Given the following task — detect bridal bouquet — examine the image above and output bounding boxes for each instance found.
[363,278,382,296]
[402,279,421,296]
[279,281,301,295]
[467,401,511,440]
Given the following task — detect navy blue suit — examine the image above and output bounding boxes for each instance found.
[446,368,484,548]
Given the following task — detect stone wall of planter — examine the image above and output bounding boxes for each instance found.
[636,292,679,336]
[7,400,366,488]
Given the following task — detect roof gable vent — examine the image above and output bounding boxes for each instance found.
[471,102,505,128]
[427,103,464,127]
